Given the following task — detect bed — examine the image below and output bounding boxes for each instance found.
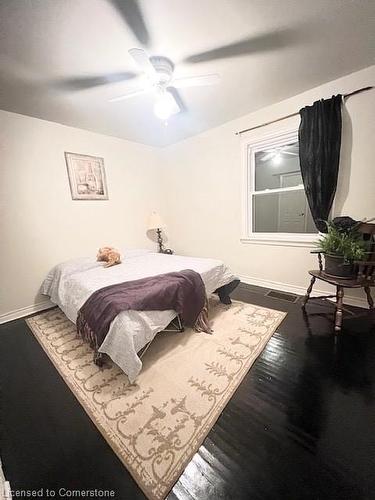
[42,249,237,382]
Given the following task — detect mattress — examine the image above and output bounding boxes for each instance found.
[42,249,237,381]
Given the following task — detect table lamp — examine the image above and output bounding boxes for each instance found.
[147,211,167,253]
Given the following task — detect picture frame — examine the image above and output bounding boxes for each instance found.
[64,152,109,200]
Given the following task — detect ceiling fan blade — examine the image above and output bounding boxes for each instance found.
[108,87,149,102]
[109,0,150,47]
[184,30,296,63]
[128,48,156,78]
[166,90,181,115]
[172,74,220,89]
[53,72,137,91]
[166,87,186,114]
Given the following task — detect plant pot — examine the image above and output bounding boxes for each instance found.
[324,254,354,278]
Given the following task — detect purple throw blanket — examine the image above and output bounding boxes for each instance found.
[76,269,209,353]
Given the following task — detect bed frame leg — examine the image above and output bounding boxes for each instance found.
[177,314,184,332]
[216,279,240,305]
[94,351,105,367]
[218,291,232,305]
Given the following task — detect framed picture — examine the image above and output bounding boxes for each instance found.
[64,152,108,200]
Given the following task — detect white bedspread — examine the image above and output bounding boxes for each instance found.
[41,250,236,382]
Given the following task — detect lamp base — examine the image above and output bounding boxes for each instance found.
[156,228,165,253]
[156,228,174,254]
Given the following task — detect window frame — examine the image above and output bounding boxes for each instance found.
[240,128,321,247]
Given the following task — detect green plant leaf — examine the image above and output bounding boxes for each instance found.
[315,220,368,262]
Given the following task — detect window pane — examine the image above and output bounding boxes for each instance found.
[253,191,317,233]
[254,141,302,191]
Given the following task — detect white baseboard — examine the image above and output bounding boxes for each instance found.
[0,299,54,325]
[238,274,369,309]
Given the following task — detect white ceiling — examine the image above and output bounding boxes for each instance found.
[0,0,374,147]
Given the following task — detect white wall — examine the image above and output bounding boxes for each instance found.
[160,66,375,306]
[1,66,374,321]
[0,111,162,320]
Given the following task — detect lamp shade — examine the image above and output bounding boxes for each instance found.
[147,211,166,231]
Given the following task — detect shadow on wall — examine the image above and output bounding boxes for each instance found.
[334,104,353,215]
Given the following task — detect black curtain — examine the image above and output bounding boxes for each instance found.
[298,94,342,232]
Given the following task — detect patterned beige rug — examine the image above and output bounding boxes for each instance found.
[26,298,286,500]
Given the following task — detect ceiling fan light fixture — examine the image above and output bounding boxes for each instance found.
[272,152,282,165]
[107,48,221,117]
[153,90,179,120]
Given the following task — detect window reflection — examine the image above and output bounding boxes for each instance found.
[252,141,317,234]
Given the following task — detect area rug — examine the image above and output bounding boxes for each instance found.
[26,298,286,499]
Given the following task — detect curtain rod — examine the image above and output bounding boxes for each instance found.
[235,85,374,136]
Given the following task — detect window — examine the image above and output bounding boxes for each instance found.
[241,130,319,246]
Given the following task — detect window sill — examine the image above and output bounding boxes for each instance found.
[240,234,320,248]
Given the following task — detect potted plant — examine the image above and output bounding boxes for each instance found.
[316,218,368,278]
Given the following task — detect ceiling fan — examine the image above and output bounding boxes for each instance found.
[54,0,296,121]
[261,146,298,165]
[108,48,221,120]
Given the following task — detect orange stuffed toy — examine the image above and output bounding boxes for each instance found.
[96,246,121,267]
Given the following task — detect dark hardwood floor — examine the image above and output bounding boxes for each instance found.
[1,284,375,500]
